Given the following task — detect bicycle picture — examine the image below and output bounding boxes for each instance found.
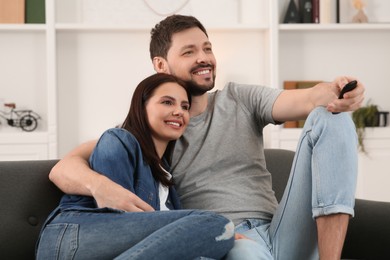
[0,103,41,132]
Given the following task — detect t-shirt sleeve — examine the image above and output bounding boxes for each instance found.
[227,82,283,126]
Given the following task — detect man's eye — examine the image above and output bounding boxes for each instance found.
[183,51,193,56]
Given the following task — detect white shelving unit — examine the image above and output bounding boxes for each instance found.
[272,0,390,202]
[0,0,56,160]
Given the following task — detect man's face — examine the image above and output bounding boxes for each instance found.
[165,27,217,96]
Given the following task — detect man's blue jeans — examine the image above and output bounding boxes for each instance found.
[226,107,358,259]
[36,208,234,259]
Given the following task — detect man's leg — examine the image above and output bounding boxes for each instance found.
[317,213,349,259]
[270,107,358,260]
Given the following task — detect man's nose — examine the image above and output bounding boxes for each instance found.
[196,51,209,64]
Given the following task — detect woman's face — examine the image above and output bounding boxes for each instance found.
[146,82,190,146]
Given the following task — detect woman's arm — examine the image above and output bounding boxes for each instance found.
[49,139,154,212]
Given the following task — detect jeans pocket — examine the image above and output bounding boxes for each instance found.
[36,223,79,260]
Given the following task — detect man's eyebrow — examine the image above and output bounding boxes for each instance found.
[179,44,195,51]
[180,41,212,51]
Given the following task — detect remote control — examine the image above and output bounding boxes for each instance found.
[332,80,358,114]
[338,80,357,99]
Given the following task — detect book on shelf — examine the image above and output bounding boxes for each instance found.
[320,0,337,24]
[300,0,313,23]
[25,0,45,24]
[283,80,322,128]
[285,0,343,24]
[312,0,320,23]
[0,0,24,24]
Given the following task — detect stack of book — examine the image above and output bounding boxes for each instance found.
[284,0,341,24]
[0,0,45,24]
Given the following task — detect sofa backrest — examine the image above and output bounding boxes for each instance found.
[0,149,295,259]
[0,160,62,259]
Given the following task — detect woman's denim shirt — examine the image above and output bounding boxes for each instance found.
[59,128,181,211]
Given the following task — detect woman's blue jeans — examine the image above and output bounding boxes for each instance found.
[36,208,234,259]
[226,107,358,260]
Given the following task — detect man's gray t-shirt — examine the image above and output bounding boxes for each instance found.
[171,82,283,225]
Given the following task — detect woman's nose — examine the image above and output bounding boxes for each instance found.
[172,106,184,116]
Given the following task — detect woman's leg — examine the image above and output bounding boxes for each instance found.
[36,209,234,260]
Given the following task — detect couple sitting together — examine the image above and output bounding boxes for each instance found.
[36,14,364,260]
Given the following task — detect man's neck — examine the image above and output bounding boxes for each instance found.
[189,93,208,117]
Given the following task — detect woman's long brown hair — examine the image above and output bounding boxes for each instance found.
[121,73,191,186]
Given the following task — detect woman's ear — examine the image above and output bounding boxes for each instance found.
[152,57,169,73]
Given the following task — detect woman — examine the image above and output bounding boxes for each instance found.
[36,73,234,259]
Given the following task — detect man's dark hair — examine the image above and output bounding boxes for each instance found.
[149,15,208,60]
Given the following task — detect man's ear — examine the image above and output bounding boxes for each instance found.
[152,57,169,73]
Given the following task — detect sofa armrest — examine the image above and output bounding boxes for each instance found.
[342,198,390,259]
[0,160,62,259]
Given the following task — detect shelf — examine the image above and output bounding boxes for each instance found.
[0,24,46,32]
[279,23,390,31]
[55,23,269,32]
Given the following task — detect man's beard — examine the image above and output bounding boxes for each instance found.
[184,78,215,96]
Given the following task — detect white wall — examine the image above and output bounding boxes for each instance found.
[56,0,269,157]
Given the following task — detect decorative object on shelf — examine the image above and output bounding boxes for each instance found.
[352,0,368,23]
[352,102,389,152]
[143,0,190,16]
[284,0,300,23]
[0,103,41,132]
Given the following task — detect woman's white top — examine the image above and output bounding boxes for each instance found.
[159,167,172,211]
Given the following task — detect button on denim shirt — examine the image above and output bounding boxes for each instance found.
[59,128,181,211]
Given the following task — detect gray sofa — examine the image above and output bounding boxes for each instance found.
[1,149,390,259]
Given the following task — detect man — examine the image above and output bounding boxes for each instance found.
[50,15,364,259]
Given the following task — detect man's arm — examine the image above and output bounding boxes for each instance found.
[272,76,365,122]
[49,140,154,212]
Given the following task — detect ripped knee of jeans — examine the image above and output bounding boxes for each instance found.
[215,221,235,241]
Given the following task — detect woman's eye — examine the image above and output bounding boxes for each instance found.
[162,100,173,105]
[182,105,190,111]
